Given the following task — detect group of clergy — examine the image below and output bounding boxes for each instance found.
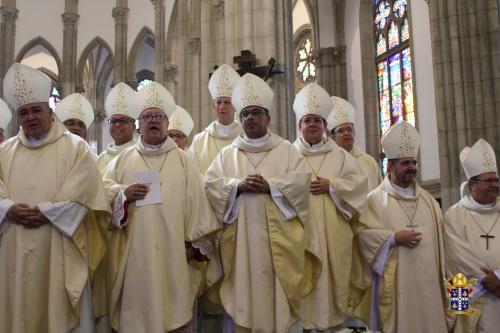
[0,62,498,333]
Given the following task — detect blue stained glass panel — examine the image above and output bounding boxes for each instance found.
[402,48,412,81]
[389,53,401,86]
[391,83,403,123]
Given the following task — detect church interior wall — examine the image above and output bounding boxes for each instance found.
[19,45,59,77]
[77,0,115,57]
[127,0,156,55]
[317,0,336,47]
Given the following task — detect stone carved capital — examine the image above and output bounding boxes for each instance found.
[212,0,224,18]
[61,12,79,26]
[0,7,19,22]
[94,109,106,122]
[318,45,346,66]
[187,34,201,54]
[112,7,129,18]
[164,63,178,82]
[151,0,164,10]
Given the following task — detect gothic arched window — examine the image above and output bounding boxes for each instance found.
[374,0,415,171]
[296,35,317,83]
[49,86,60,111]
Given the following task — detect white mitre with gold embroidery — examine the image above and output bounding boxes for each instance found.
[231,73,274,116]
[293,82,333,122]
[55,93,94,128]
[2,63,52,111]
[460,139,498,179]
[208,64,240,100]
[381,121,420,159]
[327,96,356,131]
[0,98,12,131]
[105,82,139,119]
[136,81,175,118]
[169,105,194,137]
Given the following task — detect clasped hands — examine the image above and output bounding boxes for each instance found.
[7,203,48,228]
[238,174,270,193]
[395,229,422,248]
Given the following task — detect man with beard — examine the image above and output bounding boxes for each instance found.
[328,96,382,191]
[205,73,320,333]
[96,82,138,175]
[55,93,95,141]
[443,139,500,333]
[188,64,241,175]
[103,81,219,333]
[354,121,448,333]
[292,83,367,332]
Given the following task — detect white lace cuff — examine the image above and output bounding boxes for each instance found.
[112,190,128,228]
[192,237,213,258]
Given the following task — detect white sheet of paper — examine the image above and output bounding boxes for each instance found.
[133,171,162,207]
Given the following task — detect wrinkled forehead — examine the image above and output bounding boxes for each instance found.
[17,102,51,113]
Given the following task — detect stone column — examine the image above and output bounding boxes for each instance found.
[317,46,347,99]
[151,0,166,85]
[61,3,79,97]
[113,1,129,86]
[0,5,18,98]
[429,0,500,209]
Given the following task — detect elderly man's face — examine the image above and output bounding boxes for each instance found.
[331,122,355,151]
[213,97,235,125]
[299,114,326,145]
[240,106,270,139]
[168,129,188,150]
[388,157,418,188]
[63,118,87,140]
[139,108,169,145]
[18,102,53,139]
[109,114,136,145]
[469,172,499,205]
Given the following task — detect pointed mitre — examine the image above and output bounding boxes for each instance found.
[460,139,497,179]
[293,82,333,122]
[327,96,356,131]
[169,105,194,137]
[3,63,52,111]
[208,64,240,100]
[105,82,139,119]
[55,93,94,128]
[135,81,175,118]
[231,73,274,116]
[0,98,12,130]
[381,121,420,159]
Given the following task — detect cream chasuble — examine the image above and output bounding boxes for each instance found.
[444,196,500,333]
[349,145,383,192]
[355,177,448,333]
[96,139,136,175]
[188,121,242,175]
[293,137,368,330]
[0,119,110,333]
[103,137,219,333]
[205,133,321,333]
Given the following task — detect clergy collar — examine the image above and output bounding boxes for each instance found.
[27,132,49,146]
[233,132,283,153]
[18,118,67,150]
[215,121,238,135]
[384,176,416,199]
[243,132,271,147]
[303,138,325,150]
[206,120,242,140]
[136,136,177,156]
[293,136,336,156]
[460,194,500,214]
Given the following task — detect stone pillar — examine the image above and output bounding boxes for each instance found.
[113,1,128,86]
[317,46,347,99]
[429,0,500,209]
[151,0,166,85]
[61,1,79,97]
[0,5,18,98]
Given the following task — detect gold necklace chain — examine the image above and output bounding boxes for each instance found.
[304,154,328,177]
[139,151,169,173]
[469,211,500,237]
[243,150,271,172]
[211,136,221,153]
[397,198,420,228]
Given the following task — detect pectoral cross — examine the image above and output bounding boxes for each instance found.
[480,234,494,250]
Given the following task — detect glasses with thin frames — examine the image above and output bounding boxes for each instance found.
[108,117,134,125]
[335,126,354,135]
[473,178,500,185]
[240,109,267,119]
[141,114,168,122]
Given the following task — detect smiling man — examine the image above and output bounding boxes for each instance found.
[0,63,110,333]
[55,93,95,141]
[205,73,321,333]
[443,139,500,333]
[328,96,382,191]
[103,81,219,333]
[292,83,367,332]
[188,64,242,175]
[95,82,138,175]
[355,121,448,333]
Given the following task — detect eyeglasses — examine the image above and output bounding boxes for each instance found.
[240,109,267,119]
[334,126,354,135]
[140,114,168,122]
[473,178,500,184]
[108,117,133,125]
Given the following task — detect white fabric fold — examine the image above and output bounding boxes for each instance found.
[38,201,88,237]
[328,185,353,220]
[0,198,14,233]
[269,184,297,221]
[223,187,241,224]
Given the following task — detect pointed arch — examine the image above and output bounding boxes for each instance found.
[15,36,62,81]
[127,26,155,83]
[76,36,114,87]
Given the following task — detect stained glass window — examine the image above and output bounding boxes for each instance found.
[296,37,317,83]
[373,0,414,173]
[137,78,153,91]
[49,87,60,111]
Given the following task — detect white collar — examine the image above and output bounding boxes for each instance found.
[303,139,325,151]
[27,132,49,146]
[387,178,415,198]
[141,138,164,150]
[215,121,238,136]
[243,132,270,147]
